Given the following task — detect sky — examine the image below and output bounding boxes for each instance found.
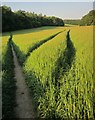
[2,0,95,2]
[2,2,93,19]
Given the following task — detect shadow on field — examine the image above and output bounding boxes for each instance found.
[26,31,63,58]
[24,70,44,110]
[2,40,16,118]
[52,30,76,97]
[12,42,26,66]
[12,31,64,66]
[3,26,60,36]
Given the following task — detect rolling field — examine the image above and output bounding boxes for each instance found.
[12,27,65,65]
[2,26,94,119]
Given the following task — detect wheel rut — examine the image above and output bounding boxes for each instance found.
[12,46,36,118]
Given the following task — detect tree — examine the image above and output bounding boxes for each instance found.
[80,10,95,26]
[2,5,64,32]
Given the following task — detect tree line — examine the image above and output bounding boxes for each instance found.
[64,10,95,26]
[2,5,64,32]
[80,10,95,26]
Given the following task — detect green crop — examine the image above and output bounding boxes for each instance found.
[2,26,94,119]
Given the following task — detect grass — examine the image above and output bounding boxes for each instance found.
[56,26,93,118]
[2,26,94,119]
[12,27,65,65]
[2,26,60,36]
[23,30,67,118]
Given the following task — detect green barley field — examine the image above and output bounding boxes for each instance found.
[2,26,94,119]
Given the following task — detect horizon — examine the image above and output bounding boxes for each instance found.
[2,2,93,19]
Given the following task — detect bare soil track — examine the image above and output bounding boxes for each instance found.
[12,46,36,118]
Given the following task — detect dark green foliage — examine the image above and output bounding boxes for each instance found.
[80,10,95,26]
[2,40,16,118]
[2,6,16,32]
[2,5,64,32]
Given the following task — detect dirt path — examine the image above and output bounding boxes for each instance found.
[12,47,36,118]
